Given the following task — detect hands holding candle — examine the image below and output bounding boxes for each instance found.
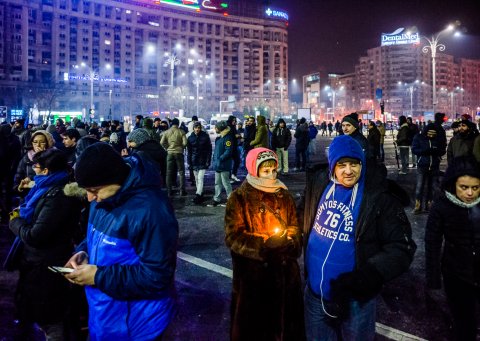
[264,227,290,250]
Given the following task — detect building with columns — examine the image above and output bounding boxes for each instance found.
[0,0,289,122]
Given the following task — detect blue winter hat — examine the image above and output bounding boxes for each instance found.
[328,135,365,174]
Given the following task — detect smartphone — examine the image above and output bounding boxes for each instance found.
[48,266,74,274]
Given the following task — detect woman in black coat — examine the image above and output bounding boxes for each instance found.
[9,149,82,339]
[425,156,480,341]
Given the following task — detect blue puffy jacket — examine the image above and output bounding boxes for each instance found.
[79,154,178,340]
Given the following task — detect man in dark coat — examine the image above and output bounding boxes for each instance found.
[367,120,381,162]
[299,135,416,340]
[271,118,292,175]
[210,121,233,206]
[341,112,369,158]
[61,128,81,166]
[227,115,241,182]
[447,118,478,166]
[411,124,446,213]
[187,122,212,204]
[396,115,411,174]
[243,116,256,156]
[294,117,309,171]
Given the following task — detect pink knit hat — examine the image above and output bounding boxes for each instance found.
[246,147,278,177]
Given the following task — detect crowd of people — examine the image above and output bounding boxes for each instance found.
[0,111,479,340]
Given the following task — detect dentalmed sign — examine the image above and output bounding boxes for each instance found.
[381,28,420,46]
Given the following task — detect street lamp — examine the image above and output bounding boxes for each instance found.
[78,62,111,122]
[324,85,344,120]
[441,86,464,120]
[109,89,112,120]
[163,52,180,87]
[422,24,458,113]
[278,78,286,114]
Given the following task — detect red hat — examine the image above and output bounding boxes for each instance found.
[246,148,278,177]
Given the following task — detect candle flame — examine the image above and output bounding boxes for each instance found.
[274,228,280,234]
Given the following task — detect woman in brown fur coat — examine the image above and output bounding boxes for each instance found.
[225,147,305,341]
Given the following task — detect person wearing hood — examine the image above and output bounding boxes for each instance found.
[64,143,178,341]
[225,147,305,341]
[249,115,269,149]
[300,135,416,340]
[210,121,233,206]
[425,156,480,341]
[14,130,55,194]
[411,124,447,214]
[272,118,292,175]
[447,118,479,166]
[366,121,381,162]
[9,149,82,339]
[123,128,167,187]
[187,122,212,204]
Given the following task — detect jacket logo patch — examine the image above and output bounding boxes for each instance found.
[226,141,232,147]
[102,238,117,246]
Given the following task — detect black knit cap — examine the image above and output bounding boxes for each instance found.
[75,143,130,188]
[341,112,359,129]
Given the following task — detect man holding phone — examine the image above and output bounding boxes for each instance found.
[64,143,178,341]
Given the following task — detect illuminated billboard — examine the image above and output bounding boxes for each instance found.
[381,28,420,46]
[265,7,289,21]
[158,0,229,13]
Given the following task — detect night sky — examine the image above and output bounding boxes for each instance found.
[270,0,480,80]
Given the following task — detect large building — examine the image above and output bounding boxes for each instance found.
[303,28,480,122]
[0,0,289,122]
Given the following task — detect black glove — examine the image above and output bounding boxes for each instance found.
[264,231,288,249]
[331,264,383,303]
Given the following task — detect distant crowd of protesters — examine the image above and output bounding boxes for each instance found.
[0,111,479,340]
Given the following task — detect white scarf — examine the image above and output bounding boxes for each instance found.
[246,174,288,193]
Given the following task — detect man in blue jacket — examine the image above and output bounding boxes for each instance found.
[65,143,178,341]
[300,135,415,340]
[210,120,233,206]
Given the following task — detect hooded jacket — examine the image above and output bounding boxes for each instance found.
[411,125,446,171]
[77,154,178,340]
[250,115,269,149]
[299,143,416,301]
[213,126,233,172]
[271,119,292,149]
[187,129,212,170]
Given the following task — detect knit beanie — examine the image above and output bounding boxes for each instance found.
[399,115,407,125]
[327,135,365,175]
[215,120,228,132]
[75,143,130,188]
[341,113,359,129]
[127,128,151,146]
[171,118,180,126]
[246,147,278,177]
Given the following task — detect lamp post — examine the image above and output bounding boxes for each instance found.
[324,85,343,121]
[192,74,202,117]
[79,62,111,122]
[164,52,180,87]
[109,89,112,121]
[422,25,458,114]
[278,78,286,115]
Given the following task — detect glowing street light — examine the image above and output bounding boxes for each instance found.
[422,24,459,113]
[164,52,180,87]
[78,62,111,121]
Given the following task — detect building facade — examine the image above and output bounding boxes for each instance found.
[304,40,480,122]
[0,0,289,122]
